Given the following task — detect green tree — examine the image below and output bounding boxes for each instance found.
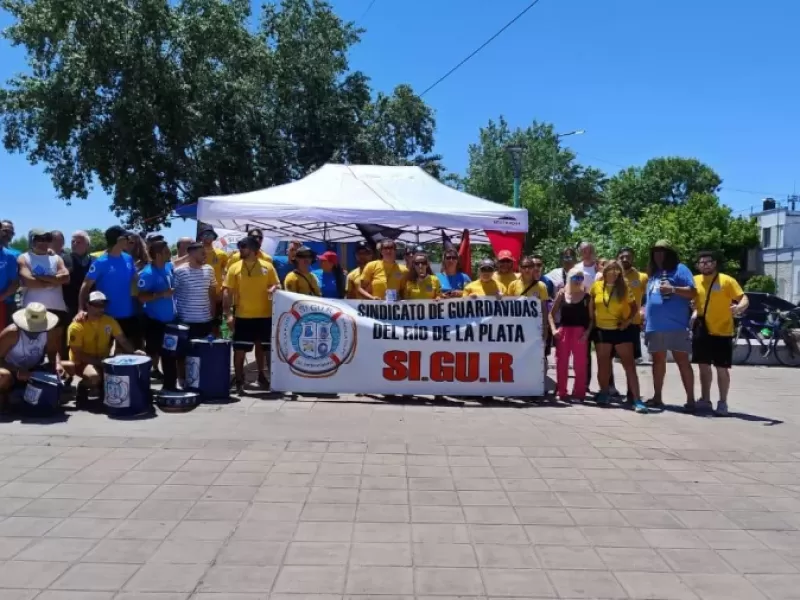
[457,117,606,257]
[86,228,106,253]
[744,275,777,295]
[574,192,759,275]
[8,236,26,253]
[0,0,437,228]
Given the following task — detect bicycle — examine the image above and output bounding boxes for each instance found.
[733,308,800,367]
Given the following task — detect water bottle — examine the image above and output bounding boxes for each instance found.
[660,271,672,301]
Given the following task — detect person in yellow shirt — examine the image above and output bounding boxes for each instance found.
[493,249,519,288]
[283,246,321,296]
[508,255,549,341]
[359,240,407,300]
[346,242,375,299]
[223,237,280,394]
[198,226,229,336]
[692,250,748,416]
[227,229,273,267]
[404,252,441,299]
[65,291,143,405]
[463,259,506,297]
[615,247,649,401]
[589,261,644,412]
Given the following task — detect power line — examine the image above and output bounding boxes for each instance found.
[420,0,545,97]
[360,0,378,21]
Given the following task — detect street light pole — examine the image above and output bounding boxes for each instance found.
[505,145,524,208]
[548,129,585,237]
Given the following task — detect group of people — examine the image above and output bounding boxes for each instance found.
[0,217,748,415]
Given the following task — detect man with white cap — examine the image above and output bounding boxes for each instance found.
[66,291,143,404]
[0,302,65,411]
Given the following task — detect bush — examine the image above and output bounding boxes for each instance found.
[744,275,777,295]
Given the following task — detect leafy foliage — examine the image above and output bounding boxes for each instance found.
[457,117,605,258]
[8,236,26,253]
[0,0,437,228]
[744,275,778,295]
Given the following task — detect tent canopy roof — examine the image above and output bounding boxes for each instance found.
[196,164,527,244]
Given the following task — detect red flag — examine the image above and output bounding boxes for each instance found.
[458,230,472,276]
[485,231,525,266]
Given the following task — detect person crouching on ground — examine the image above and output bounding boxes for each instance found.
[223,237,280,395]
[464,259,506,298]
[589,261,646,412]
[65,291,144,406]
[0,303,66,412]
[549,267,592,402]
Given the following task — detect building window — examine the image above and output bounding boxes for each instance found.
[762,227,772,248]
[777,225,784,248]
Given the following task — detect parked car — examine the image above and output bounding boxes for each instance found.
[741,292,797,325]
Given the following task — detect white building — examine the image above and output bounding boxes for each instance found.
[754,198,800,303]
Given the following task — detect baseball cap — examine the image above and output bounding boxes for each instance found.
[497,250,514,261]
[295,246,315,259]
[653,239,674,251]
[187,242,204,252]
[479,258,496,270]
[88,291,107,303]
[355,241,372,252]
[199,226,217,239]
[28,228,51,243]
[319,250,338,264]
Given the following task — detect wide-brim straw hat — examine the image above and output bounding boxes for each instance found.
[12,303,59,333]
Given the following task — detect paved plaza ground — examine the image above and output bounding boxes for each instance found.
[0,363,799,599]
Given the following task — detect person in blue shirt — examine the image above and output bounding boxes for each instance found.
[643,239,698,410]
[137,240,178,389]
[0,220,20,326]
[313,250,345,299]
[79,225,140,348]
[437,247,472,298]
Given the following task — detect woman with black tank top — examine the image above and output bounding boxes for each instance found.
[549,266,593,402]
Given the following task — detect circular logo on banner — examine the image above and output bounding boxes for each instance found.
[275,300,357,378]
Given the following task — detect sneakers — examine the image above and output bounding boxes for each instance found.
[608,385,621,397]
[645,397,664,409]
[696,398,714,414]
[715,401,729,416]
[633,398,649,414]
[684,399,697,414]
[257,372,270,389]
[595,392,611,407]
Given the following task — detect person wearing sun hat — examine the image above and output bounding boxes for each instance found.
[284,246,321,297]
[0,302,65,410]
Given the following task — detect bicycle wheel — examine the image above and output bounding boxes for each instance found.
[774,333,800,367]
[732,325,752,365]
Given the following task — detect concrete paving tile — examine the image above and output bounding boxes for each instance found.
[14,537,96,562]
[615,570,699,599]
[215,540,287,565]
[147,539,222,564]
[198,565,278,593]
[748,574,800,600]
[412,543,476,567]
[274,565,346,594]
[50,563,139,591]
[659,548,736,573]
[474,543,539,568]
[123,563,206,592]
[680,574,768,600]
[547,569,626,598]
[480,568,553,597]
[415,567,485,595]
[285,542,350,565]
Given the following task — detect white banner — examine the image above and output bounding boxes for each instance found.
[271,291,545,397]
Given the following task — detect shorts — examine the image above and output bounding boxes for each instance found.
[692,334,733,369]
[594,327,633,347]
[626,324,642,360]
[117,316,142,349]
[181,320,215,340]
[211,301,223,326]
[646,330,692,354]
[232,317,272,351]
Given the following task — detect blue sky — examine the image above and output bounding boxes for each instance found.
[1,0,798,242]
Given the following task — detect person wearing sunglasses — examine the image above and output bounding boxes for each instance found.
[493,249,519,289]
[17,229,70,355]
[284,246,321,297]
[549,267,592,401]
[507,256,550,301]
[228,228,274,268]
[463,259,506,298]
[359,240,407,301]
[437,248,471,299]
[223,236,280,394]
[589,261,645,412]
[545,247,578,294]
[404,252,441,300]
[346,242,375,299]
[197,226,228,336]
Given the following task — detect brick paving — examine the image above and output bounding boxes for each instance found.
[0,363,798,599]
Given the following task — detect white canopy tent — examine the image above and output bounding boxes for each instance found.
[197,164,528,244]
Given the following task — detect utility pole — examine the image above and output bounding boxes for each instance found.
[548,129,585,238]
[505,145,524,208]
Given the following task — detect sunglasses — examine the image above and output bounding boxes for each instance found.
[479,267,495,272]
[414,261,428,266]
[88,301,106,308]
[445,255,458,260]
[570,275,584,282]
[531,263,544,268]
[33,235,52,243]
[520,265,534,269]
[382,246,396,250]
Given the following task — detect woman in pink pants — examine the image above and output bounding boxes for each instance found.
[549,266,593,401]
